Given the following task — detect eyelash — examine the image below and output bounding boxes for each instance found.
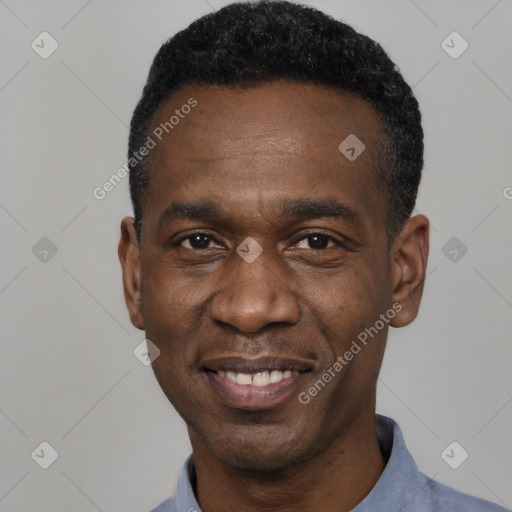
[173,232,348,251]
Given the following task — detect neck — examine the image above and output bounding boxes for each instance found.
[188,410,386,512]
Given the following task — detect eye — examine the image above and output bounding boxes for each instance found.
[173,232,346,251]
[177,233,222,250]
[293,233,342,250]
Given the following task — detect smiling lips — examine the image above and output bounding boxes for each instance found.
[203,356,313,410]
[218,368,297,386]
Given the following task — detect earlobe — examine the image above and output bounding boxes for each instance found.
[118,217,145,330]
[389,215,429,328]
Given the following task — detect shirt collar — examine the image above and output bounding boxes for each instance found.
[352,414,422,511]
[175,454,200,512]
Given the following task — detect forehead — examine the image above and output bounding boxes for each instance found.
[142,82,387,233]
[149,81,383,162]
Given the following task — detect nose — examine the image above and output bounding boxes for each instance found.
[209,251,300,333]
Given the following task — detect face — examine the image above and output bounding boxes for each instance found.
[119,81,428,471]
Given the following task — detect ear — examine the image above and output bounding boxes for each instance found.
[389,214,429,328]
[118,217,144,330]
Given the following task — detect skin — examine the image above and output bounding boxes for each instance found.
[118,81,429,512]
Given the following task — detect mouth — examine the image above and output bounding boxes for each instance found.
[202,356,313,410]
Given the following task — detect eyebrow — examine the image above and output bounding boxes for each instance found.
[157,198,358,228]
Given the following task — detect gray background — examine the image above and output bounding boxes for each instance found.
[0,0,511,510]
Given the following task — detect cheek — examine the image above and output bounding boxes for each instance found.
[143,282,203,419]
[141,257,204,328]
[140,266,203,377]
[305,257,389,346]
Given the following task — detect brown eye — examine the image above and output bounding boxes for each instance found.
[295,234,337,250]
[179,234,216,249]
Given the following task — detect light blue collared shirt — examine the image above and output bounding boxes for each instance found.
[151,415,509,512]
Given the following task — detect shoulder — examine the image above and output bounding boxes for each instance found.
[149,496,177,512]
[373,416,508,512]
[412,472,509,512]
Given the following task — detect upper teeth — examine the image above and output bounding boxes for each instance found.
[217,369,294,386]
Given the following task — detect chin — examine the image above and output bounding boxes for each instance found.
[217,448,308,472]
[202,425,319,472]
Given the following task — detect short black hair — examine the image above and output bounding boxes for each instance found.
[128,0,423,244]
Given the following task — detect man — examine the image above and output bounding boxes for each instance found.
[118,1,507,511]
